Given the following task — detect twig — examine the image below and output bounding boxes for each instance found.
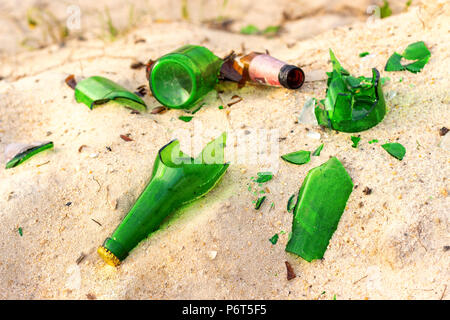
[440,285,447,300]
[76,252,86,264]
[91,218,102,226]
[353,275,368,284]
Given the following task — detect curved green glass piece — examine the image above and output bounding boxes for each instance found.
[285,157,353,262]
[99,133,229,264]
[74,76,146,111]
[315,50,386,133]
[149,45,223,109]
[385,41,430,73]
[5,142,53,169]
[381,142,406,160]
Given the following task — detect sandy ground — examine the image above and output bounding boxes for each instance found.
[0,1,449,299]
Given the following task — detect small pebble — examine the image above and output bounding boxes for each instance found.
[207,250,217,260]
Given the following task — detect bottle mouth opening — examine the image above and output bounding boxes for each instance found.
[279,65,305,89]
[150,59,195,108]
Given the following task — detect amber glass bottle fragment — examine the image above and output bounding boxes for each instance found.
[222,52,305,89]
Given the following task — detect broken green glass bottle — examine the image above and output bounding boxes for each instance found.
[285,157,353,262]
[98,133,229,266]
[74,76,147,111]
[149,45,223,109]
[314,50,386,133]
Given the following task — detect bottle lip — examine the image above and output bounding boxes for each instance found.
[278,65,305,89]
[97,246,121,267]
[149,54,198,109]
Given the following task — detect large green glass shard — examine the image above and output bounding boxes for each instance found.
[314,50,386,133]
[285,157,353,262]
[385,41,430,73]
[5,141,53,169]
[74,76,147,111]
[381,142,406,160]
[98,133,229,266]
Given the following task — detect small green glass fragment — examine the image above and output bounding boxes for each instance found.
[256,172,273,183]
[281,150,311,165]
[218,105,224,109]
[75,76,146,111]
[333,294,337,300]
[269,233,279,245]
[359,52,370,58]
[18,227,23,237]
[240,24,260,35]
[385,41,430,73]
[5,141,54,169]
[285,157,353,262]
[368,139,379,144]
[312,144,324,156]
[99,133,229,265]
[287,194,296,213]
[255,196,266,210]
[381,77,390,85]
[380,0,392,18]
[263,26,280,36]
[381,142,406,160]
[314,50,386,133]
[351,136,360,148]
[178,116,193,122]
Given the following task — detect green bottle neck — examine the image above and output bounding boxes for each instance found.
[103,177,178,261]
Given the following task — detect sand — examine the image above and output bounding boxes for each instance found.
[0,1,449,299]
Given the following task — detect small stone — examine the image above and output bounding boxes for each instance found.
[207,250,217,260]
[306,130,321,140]
[89,153,98,158]
[439,127,449,136]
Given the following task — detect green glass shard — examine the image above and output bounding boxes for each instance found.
[75,76,146,111]
[381,142,406,160]
[5,141,54,169]
[281,150,311,165]
[255,196,266,210]
[380,0,392,18]
[285,157,353,262]
[99,133,229,265]
[314,50,386,133]
[269,233,279,245]
[178,116,193,122]
[381,77,390,85]
[256,172,273,183]
[287,194,296,213]
[359,52,370,58]
[18,227,23,236]
[385,41,430,73]
[312,144,324,156]
[240,24,260,35]
[262,25,280,36]
[368,139,379,144]
[351,136,360,148]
